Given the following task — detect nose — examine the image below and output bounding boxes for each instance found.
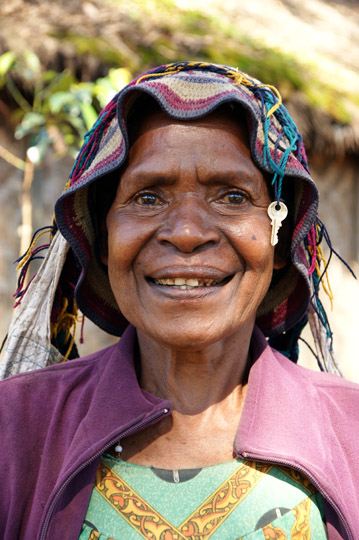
[157,194,221,253]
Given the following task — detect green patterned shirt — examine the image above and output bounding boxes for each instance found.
[79,454,327,539]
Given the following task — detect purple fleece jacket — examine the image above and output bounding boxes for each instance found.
[0,325,358,540]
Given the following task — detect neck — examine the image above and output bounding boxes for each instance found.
[136,325,254,415]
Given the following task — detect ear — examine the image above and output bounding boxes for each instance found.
[273,214,291,269]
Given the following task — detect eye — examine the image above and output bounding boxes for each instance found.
[135,193,160,206]
[221,191,247,205]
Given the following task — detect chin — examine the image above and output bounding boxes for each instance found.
[140,316,252,352]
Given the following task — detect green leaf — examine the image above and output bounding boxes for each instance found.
[41,70,59,83]
[0,51,16,77]
[27,130,50,164]
[108,68,131,90]
[64,133,76,145]
[23,51,41,74]
[48,91,76,114]
[14,112,46,139]
[80,102,98,130]
[94,78,117,108]
[38,72,77,107]
[73,85,94,104]
[67,114,86,134]
[22,112,46,129]
[46,71,76,93]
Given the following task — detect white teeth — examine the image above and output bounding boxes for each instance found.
[186,278,199,286]
[154,277,221,288]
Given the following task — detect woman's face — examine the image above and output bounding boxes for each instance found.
[104,109,279,350]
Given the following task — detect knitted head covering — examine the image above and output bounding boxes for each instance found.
[9,61,345,372]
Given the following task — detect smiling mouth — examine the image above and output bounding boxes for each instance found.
[149,276,232,289]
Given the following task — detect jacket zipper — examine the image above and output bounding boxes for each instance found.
[39,407,170,540]
[240,451,353,540]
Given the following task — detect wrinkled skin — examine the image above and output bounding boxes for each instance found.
[104,110,282,350]
[102,109,284,467]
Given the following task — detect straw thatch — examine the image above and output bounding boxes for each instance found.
[1,0,359,156]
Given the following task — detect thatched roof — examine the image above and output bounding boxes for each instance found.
[1,0,359,156]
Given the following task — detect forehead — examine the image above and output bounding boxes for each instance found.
[122,106,268,193]
[130,102,249,146]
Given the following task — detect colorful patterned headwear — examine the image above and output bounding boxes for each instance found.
[12,61,347,370]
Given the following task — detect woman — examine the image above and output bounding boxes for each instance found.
[1,62,358,539]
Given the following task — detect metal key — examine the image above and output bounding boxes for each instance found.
[267,201,288,246]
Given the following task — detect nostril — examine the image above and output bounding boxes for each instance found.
[157,223,220,253]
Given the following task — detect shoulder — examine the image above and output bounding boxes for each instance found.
[0,341,124,474]
[252,325,359,419]
[247,336,359,469]
[0,325,138,423]
[301,363,359,418]
[0,342,119,408]
[254,326,359,393]
[270,347,359,423]
[275,346,359,392]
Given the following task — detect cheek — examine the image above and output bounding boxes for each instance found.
[247,235,274,270]
[106,224,142,312]
[106,222,147,312]
[229,215,273,268]
[107,216,154,272]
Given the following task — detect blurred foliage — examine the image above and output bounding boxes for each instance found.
[0,50,130,164]
[54,32,134,70]
[54,0,357,123]
[0,0,357,169]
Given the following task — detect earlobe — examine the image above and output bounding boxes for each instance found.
[273,250,287,270]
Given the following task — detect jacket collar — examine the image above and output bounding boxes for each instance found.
[60,325,172,475]
[236,326,353,539]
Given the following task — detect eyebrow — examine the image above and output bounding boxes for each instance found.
[120,164,263,190]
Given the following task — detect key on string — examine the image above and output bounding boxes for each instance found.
[267,201,288,246]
